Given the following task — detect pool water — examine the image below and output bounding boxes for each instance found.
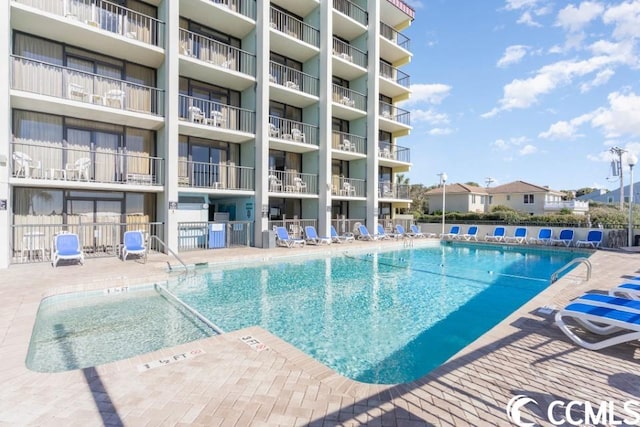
[26,244,588,382]
[26,285,213,373]
[171,244,587,384]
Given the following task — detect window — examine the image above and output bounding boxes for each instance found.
[524,194,535,204]
[506,195,511,201]
[471,195,476,203]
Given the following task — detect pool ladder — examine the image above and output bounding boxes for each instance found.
[149,235,189,275]
[550,257,592,284]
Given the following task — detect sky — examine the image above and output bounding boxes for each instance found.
[399,0,640,192]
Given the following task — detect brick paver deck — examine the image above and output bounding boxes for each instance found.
[1,240,638,426]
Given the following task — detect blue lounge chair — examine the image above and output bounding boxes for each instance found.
[275,226,305,248]
[357,224,376,241]
[550,229,574,247]
[611,282,640,300]
[576,230,603,248]
[459,225,478,241]
[440,225,460,240]
[555,298,640,350]
[504,227,527,244]
[304,226,331,245]
[330,225,354,243]
[528,228,552,245]
[485,226,505,242]
[377,223,397,239]
[122,230,147,261]
[52,232,84,268]
[410,224,430,238]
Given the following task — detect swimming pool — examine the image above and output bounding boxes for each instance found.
[27,243,589,382]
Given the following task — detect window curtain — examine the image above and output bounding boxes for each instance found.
[13,34,64,98]
[125,128,153,179]
[13,111,64,173]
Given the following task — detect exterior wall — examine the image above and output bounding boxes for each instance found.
[490,192,546,215]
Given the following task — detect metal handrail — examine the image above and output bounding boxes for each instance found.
[154,283,224,334]
[550,257,592,284]
[149,235,189,274]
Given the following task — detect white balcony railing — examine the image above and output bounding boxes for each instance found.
[380,21,410,50]
[12,56,164,115]
[178,160,254,191]
[333,0,368,26]
[268,170,317,195]
[332,131,366,155]
[179,95,255,134]
[331,176,365,197]
[15,0,164,47]
[179,29,256,77]
[270,7,320,47]
[544,200,590,211]
[209,0,257,20]
[378,141,410,162]
[268,116,318,146]
[332,84,366,111]
[379,182,410,199]
[379,101,410,126]
[380,61,410,88]
[269,62,319,97]
[332,38,367,68]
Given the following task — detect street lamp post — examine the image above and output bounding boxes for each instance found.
[628,154,638,246]
[610,146,626,211]
[438,172,447,234]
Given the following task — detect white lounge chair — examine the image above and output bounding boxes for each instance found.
[485,226,506,242]
[504,227,528,244]
[440,225,460,240]
[52,232,84,268]
[304,226,331,245]
[330,225,354,243]
[459,225,479,241]
[410,224,430,238]
[550,229,574,247]
[122,230,147,261]
[528,228,552,245]
[275,226,305,248]
[555,296,640,350]
[576,230,604,248]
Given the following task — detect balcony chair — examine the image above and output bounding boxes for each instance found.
[12,151,41,178]
[291,128,305,143]
[189,106,205,123]
[104,89,125,108]
[67,83,88,100]
[65,157,91,181]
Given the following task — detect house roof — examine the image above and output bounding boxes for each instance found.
[488,180,564,196]
[426,183,488,196]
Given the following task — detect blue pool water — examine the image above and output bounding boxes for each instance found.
[171,243,588,384]
[26,243,589,381]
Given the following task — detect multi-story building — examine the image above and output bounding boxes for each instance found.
[0,0,414,268]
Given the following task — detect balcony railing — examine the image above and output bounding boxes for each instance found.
[15,0,164,47]
[209,0,257,20]
[179,29,256,77]
[379,182,410,199]
[332,38,367,68]
[11,140,163,185]
[269,62,319,97]
[12,56,164,116]
[270,7,320,47]
[178,221,254,251]
[378,142,410,162]
[379,101,410,126]
[380,21,410,50]
[331,131,366,155]
[544,200,590,211]
[331,176,365,197]
[179,95,255,134]
[333,0,368,26]
[333,85,366,111]
[268,170,318,195]
[178,160,254,191]
[268,219,317,239]
[268,116,319,146]
[380,61,410,88]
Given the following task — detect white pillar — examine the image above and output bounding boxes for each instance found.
[0,0,11,268]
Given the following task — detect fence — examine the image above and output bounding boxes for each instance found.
[177,221,253,251]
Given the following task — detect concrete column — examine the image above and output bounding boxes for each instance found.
[317,1,332,236]
[0,1,11,269]
[366,1,381,231]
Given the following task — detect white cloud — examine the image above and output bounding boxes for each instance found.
[497,45,529,67]
[402,0,424,8]
[411,109,450,125]
[580,68,615,92]
[591,91,640,138]
[492,136,528,150]
[517,10,543,27]
[504,0,541,11]
[519,144,538,155]
[405,83,452,105]
[603,0,640,40]
[539,113,595,139]
[428,128,454,136]
[555,1,605,32]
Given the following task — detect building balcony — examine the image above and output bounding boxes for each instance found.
[331,176,366,198]
[331,131,366,160]
[270,7,320,62]
[381,0,415,28]
[179,29,256,91]
[269,62,319,108]
[178,161,254,192]
[11,0,164,68]
[332,85,367,120]
[270,0,319,18]
[11,140,163,190]
[179,0,256,39]
[268,116,319,153]
[380,61,410,99]
[11,56,164,130]
[378,142,411,169]
[379,101,411,133]
[544,200,590,213]
[379,21,412,65]
[379,182,411,200]
[333,0,367,40]
[268,170,318,197]
[178,95,255,143]
[332,38,367,80]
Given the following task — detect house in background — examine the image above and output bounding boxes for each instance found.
[426,184,489,214]
[578,184,640,205]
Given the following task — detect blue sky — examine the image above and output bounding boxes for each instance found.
[400,0,640,191]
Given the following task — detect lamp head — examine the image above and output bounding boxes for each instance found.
[628,153,638,167]
[441,172,448,182]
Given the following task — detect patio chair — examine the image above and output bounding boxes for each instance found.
[528,228,552,245]
[12,151,41,178]
[440,225,460,240]
[104,89,125,108]
[275,226,305,248]
[341,181,356,197]
[65,157,91,181]
[268,174,282,192]
[357,224,376,241]
[410,224,430,238]
[485,226,506,242]
[188,106,205,123]
[52,232,84,268]
[291,128,305,143]
[504,227,528,244]
[611,282,640,300]
[304,226,331,245]
[555,295,640,350]
[330,225,354,243]
[459,225,479,241]
[550,229,574,247]
[122,230,147,262]
[576,230,604,249]
[376,223,398,240]
[269,123,280,138]
[293,177,307,193]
